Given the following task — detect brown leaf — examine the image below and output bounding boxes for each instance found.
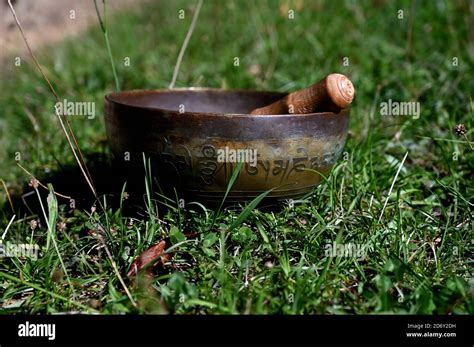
[51,267,64,283]
[127,240,172,277]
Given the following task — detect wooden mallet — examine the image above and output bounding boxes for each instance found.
[250,73,355,115]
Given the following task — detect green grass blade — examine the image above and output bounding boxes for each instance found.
[228,188,273,231]
[209,162,242,230]
[0,271,96,313]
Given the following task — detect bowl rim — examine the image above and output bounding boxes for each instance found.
[105,88,350,118]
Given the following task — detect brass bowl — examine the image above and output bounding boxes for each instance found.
[105,88,349,202]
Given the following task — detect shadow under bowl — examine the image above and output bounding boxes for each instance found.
[105,88,349,203]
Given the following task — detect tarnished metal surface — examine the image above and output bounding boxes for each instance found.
[105,88,349,202]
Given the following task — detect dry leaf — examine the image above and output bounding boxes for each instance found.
[127,240,172,277]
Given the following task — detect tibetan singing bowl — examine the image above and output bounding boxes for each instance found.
[104,88,349,202]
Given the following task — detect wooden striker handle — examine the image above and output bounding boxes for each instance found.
[250,73,355,115]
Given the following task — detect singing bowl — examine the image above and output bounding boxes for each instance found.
[104,88,349,202]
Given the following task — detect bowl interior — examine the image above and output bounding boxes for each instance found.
[106,89,287,115]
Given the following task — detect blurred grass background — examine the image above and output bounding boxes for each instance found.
[0,0,472,314]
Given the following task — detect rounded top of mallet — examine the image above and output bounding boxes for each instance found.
[326,73,354,108]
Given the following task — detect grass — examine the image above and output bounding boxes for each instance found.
[0,0,473,314]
